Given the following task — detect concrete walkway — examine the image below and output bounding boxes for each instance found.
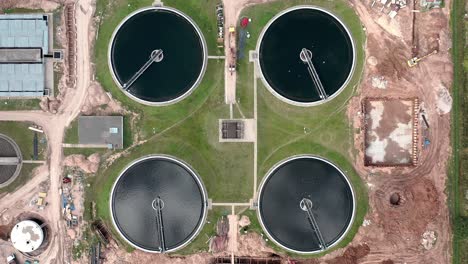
[212,202,251,206]
[62,143,108,148]
[23,160,46,164]
[208,55,226,59]
[253,58,259,200]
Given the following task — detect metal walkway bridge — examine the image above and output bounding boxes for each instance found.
[123,49,164,91]
[300,48,328,100]
[153,197,166,252]
[301,198,327,251]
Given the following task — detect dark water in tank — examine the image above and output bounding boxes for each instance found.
[0,138,17,156]
[111,157,206,252]
[111,9,204,103]
[259,157,354,252]
[0,137,20,184]
[259,8,354,103]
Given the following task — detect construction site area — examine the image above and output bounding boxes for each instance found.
[363,98,419,166]
[0,0,457,263]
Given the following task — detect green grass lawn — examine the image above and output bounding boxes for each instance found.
[90,0,367,256]
[239,0,367,257]
[0,99,41,111]
[0,122,45,193]
[94,0,224,140]
[2,8,46,14]
[0,121,47,160]
[448,0,467,261]
[177,206,231,255]
[64,119,79,144]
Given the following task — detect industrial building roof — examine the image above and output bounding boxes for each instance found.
[0,14,49,53]
[78,116,124,149]
[0,64,44,96]
[0,14,49,97]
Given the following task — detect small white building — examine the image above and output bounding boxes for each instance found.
[10,220,44,253]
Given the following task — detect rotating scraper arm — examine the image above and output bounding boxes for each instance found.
[300,48,328,100]
[301,198,327,250]
[123,49,164,91]
[153,197,166,252]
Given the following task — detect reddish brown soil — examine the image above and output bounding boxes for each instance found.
[364,99,415,165]
[344,0,453,262]
[326,244,371,264]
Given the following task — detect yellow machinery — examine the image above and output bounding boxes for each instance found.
[407,50,438,67]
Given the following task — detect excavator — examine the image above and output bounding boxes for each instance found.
[407,49,438,67]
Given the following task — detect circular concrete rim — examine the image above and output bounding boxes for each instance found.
[256,155,356,254]
[255,5,357,107]
[109,154,209,253]
[0,133,23,188]
[10,220,44,253]
[108,6,208,106]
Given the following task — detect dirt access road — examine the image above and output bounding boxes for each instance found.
[222,0,269,104]
[0,0,94,262]
[338,0,453,263]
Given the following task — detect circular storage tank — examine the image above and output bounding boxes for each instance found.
[257,6,356,106]
[110,155,208,253]
[0,134,22,188]
[10,220,44,253]
[258,156,355,253]
[109,7,207,105]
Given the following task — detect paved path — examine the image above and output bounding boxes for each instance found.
[253,58,258,200]
[62,143,108,148]
[208,55,226,59]
[212,202,251,206]
[222,0,240,104]
[23,160,47,164]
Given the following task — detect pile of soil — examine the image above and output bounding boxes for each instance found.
[63,153,100,174]
[326,244,371,264]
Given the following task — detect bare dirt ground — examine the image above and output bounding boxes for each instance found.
[342,0,453,262]
[63,154,100,174]
[81,82,124,115]
[364,98,415,165]
[0,0,60,12]
[0,0,95,262]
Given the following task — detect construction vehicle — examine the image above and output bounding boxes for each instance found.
[7,254,17,264]
[407,50,438,67]
[228,26,236,73]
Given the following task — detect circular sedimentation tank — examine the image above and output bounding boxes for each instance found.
[0,134,22,188]
[109,7,207,105]
[110,155,208,253]
[257,6,356,106]
[258,156,355,253]
[11,220,44,253]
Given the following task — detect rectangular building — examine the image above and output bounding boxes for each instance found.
[78,116,124,149]
[0,14,50,97]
